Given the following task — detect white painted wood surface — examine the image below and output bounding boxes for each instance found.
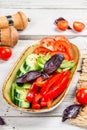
[0,1,87,130]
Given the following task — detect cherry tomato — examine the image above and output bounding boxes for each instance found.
[76,88,87,104]
[0,47,12,61]
[73,21,85,32]
[56,20,69,31]
[40,37,56,51]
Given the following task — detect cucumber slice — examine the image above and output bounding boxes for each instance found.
[11,82,16,101]
[14,97,30,108]
[11,82,31,101]
[25,54,38,71]
[23,62,30,72]
[14,87,28,100]
[17,69,24,77]
[23,83,31,89]
[17,63,27,77]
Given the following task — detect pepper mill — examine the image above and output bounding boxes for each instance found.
[0,11,30,30]
[0,26,19,47]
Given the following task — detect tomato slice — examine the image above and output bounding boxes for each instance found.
[73,21,85,32]
[33,47,51,55]
[54,35,70,43]
[54,36,74,60]
[40,37,56,51]
[56,20,68,31]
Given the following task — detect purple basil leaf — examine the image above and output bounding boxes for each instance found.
[62,104,83,122]
[0,117,6,125]
[16,71,42,83]
[44,54,64,74]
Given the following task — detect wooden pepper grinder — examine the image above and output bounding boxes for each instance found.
[0,11,30,30]
[0,26,19,47]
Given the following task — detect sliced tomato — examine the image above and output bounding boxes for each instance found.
[73,21,85,32]
[56,20,69,31]
[40,37,56,51]
[33,47,51,55]
[54,36,74,60]
[54,35,70,43]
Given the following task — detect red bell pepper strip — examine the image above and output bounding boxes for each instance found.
[43,75,69,101]
[35,77,47,87]
[32,93,41,109]
[40,97,52,108]
[41,71,70,95]
[26,77,47,102]
[26,82,37,102]
[32,101,41,109]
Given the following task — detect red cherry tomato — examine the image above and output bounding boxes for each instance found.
[76,88,87,104]
[0,47,12,61]
[40,37,56,51]
[56,20,69,31]
[73,21,85,32]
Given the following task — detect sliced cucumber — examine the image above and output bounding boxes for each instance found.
[14,97,30,108]
[14,87,28,100]
[17,63,27,77]
[23,62,30,72]
[11,82,31,101]
[23,83,31,89]
[16,69,24,77]
[25,54,38,71]
[11,82,16,101]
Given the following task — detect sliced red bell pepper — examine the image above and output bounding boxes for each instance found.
[41,71,70,95]
[26,91,35,102]
[43,75,69,101]
[26,82,38,102]
[32,102,41,109]
[35,77,47,87]
[26,77,47,102]
[40,97,52,108]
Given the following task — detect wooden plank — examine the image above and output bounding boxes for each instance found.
[0,0,87,9]
[0,9,87,38]
[0,117,84,130]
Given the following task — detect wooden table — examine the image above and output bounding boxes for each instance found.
[0,1,87,129]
